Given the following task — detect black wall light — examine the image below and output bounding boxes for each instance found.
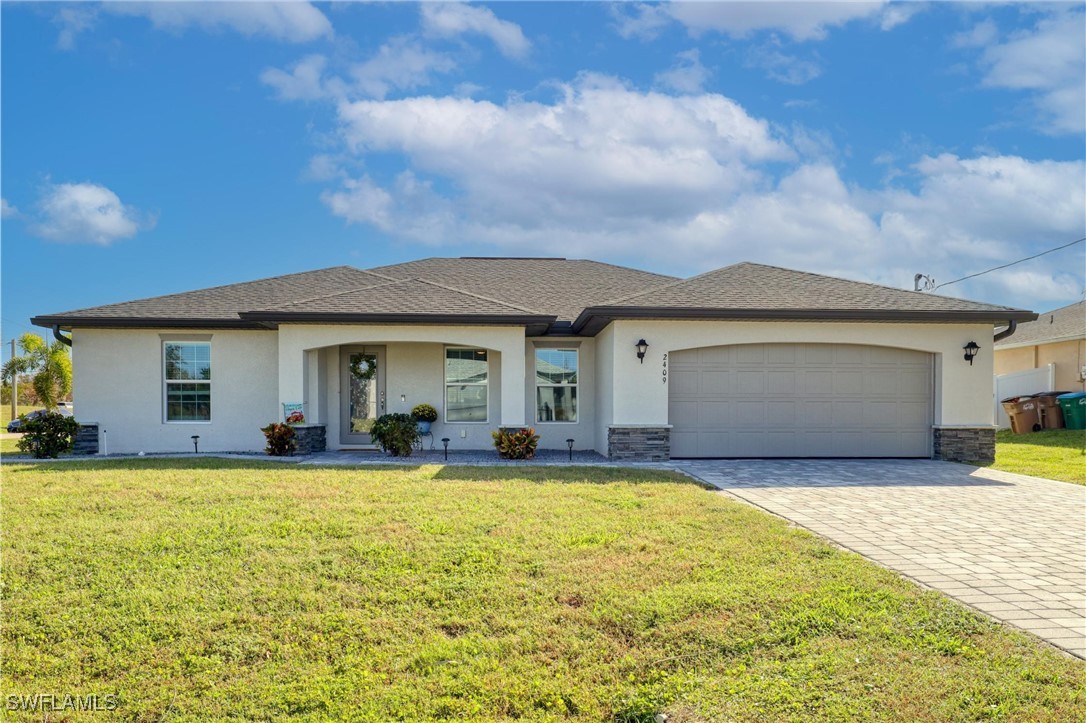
[635,339,649,364]
[963,341,980,365]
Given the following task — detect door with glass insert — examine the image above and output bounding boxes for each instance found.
[340,346,385,446]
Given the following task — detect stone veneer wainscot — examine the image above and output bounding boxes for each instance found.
[608,425,671,461]
[933,426,996,464]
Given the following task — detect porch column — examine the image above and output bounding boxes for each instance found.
[277,333,305,422]
[499,339,527,427]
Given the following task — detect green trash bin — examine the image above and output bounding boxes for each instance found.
[1056,393,1086,430]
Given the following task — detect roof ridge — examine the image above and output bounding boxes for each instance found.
[1038,299,1086,315]
[412,277,545,315]
[594,262,748,306]
[251,276,411,311]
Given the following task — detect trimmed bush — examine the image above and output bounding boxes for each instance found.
[17,412,79,459]
[261,422,297,457]
[492,427,540,460]
[371,413,421,457]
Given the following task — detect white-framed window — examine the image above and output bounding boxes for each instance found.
[536,348,577,423]
[163,341,211,423]
[445,348,488,423]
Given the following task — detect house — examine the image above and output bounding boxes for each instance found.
[994,300,1085,394]
[31,258,1036,462]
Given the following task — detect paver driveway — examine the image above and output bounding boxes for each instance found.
[668,459,1086,659]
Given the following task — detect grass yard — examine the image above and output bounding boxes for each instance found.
[0,406,42,456]
[3,460,1084,721]
[991,428,1086,485]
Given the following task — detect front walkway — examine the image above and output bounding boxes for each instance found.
[668,459,1086,659]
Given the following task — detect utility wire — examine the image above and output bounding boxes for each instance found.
[934,236,1086,290]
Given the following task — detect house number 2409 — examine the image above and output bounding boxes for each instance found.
[662,353,668,384]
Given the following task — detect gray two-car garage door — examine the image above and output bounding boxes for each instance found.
[669,343,933,458]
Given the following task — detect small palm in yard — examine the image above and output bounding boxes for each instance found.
[1,332,71,410]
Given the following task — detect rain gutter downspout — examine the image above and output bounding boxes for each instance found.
[52,325,72,347]
[993,320,1017,343]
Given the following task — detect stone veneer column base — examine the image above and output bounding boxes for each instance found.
[72,423,99,455]
[933,426,995,464]
[292,424,327,455]
[608,426,671,462]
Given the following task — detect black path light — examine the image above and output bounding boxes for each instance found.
[191,435,200,453]
[441,437,450,461]
[635,338,649,364]
[963,341,981,365]
[566,438,574,461]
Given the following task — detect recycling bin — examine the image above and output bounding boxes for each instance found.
[1001,395,1040,434]
[1056,392,1086,430]
[1032,391,1073,430]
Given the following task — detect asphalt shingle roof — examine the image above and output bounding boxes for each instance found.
[34,266,389,323]
[369,257,678,322]
[32,257,1036,333]
[994,300,1085,347]
[599,262,1027,314]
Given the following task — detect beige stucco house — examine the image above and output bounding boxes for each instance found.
[32,258,1036,462]
[994,301,1085,394]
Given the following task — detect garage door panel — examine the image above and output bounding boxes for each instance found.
[670,343,932,458]
[701,371,730,394]
[767,371,796,393]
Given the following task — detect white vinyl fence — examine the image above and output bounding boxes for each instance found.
[993,364,1056,429]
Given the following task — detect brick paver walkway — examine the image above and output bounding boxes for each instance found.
[668,459,1086,659]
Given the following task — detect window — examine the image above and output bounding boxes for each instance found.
[164,342,211,422]
[445,348,488,422]
[536,348,577,423]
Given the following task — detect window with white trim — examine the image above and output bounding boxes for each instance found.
[536,348,577,422]
[445,348,488,422]
[164,342,211,422]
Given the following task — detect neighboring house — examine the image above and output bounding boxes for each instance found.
[31,258,1035,462]
[994,300,1086,394]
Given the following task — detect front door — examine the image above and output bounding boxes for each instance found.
[340,346,386,446]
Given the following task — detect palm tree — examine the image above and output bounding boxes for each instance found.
[1,333,72,410]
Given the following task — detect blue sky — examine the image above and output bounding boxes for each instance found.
[2,1,1084,357]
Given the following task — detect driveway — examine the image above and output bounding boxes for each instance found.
[668,459,1086,659]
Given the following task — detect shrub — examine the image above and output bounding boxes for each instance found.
[371,413,420,457]
[411,403,438,423]
[492,427,540,460]
[16,412,79,459]
[261,423,297,457]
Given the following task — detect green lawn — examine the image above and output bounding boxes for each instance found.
[3,460,1082,721]
[991,428,1086,485]
[0,406,42,457]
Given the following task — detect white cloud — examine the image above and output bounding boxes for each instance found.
[421,2,530,60]
[951,18,999,49]
[31,182,154,245]
[53,6,97,50]
[664,0,903,41]
[1,198,18,219]
[745,40,823,84]
[349,37,457,99]
[329,74,792,233]
[977,9,1085,134]
[654,49,711,93]
[611,2,673,40]
[106,1,332,43]
[261,54,329,101]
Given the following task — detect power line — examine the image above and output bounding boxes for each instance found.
[933,236,1086,290]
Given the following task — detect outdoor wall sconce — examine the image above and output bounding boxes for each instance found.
[963,341,980,365]
[566,438,575,461]
[191,435,200,453]
[441,437,450,461]
[635,338,649,364]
